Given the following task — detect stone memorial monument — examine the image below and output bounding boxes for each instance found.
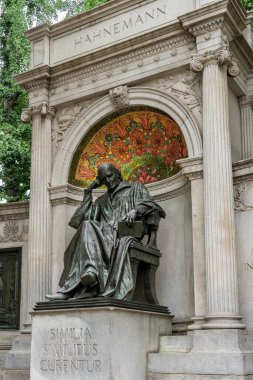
[2,0,253,379]
[29,162,172,380]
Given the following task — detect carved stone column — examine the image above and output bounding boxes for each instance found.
[21,103,55,329]
[179,157,206,330]
[239,96,253,159]
[191,47,245,329]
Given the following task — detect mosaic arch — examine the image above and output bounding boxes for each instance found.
[69,106,188,187]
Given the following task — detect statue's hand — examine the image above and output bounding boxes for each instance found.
[122,209,138,227]
[86,178,101,192]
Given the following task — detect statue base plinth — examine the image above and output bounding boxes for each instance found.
[30,299,172,380]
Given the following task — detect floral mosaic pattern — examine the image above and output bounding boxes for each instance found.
[71,110,188,187]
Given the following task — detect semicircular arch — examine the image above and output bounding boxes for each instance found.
[51,87,202,186]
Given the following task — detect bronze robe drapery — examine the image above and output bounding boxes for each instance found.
[59,181,165,300]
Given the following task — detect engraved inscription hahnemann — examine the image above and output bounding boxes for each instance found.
[52,1,168,64]
[39,327,102,374]
[74,6,166,50]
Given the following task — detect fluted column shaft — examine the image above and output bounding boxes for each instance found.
[179,158,206,330]
[239,97,253,159]
[191,47,245,329]
[22,104,55,327]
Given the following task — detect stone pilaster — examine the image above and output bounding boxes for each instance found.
[239,96,253,160]
[191,46,245,329]
[21,103,55,329]
[179,157,206,330]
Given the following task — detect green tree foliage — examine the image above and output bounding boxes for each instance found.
[242,0,253,10]
[0,0,109,202]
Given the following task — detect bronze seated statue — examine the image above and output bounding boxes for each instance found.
[47,163,165,304]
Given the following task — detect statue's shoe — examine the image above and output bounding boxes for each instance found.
[45,292,69,301]
[80,271,98,287]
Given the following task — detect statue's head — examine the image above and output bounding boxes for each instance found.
[97,163,123,190]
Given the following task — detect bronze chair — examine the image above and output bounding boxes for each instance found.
[118,210,162,305]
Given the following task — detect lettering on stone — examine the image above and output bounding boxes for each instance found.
[74,6,166,51]
[39,327,102,375]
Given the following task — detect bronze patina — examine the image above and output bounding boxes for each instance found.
[47,163,165,301]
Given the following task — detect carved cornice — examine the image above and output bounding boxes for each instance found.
[179,0,246,40]
[21,102,56,122]
[15,65,51,92]
[0,201,29,221]
[188,17,224,37]
[191,45,239,77]
[232,159,253,184]
[50,33,194,91]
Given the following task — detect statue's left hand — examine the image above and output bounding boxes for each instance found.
[122,209,138,227]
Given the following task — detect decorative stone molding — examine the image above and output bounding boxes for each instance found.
[153,182,190,202]
[109,85,129,108]
[0,202,29,222]
[180,0,246,43]
[191,46,240,77]
[233,159,253,184]
[234,183,253,213]
[0,221,28,242]
[23,78,50,93]
[156,71,202,113]
[189,18,224,37]
[50,34,194,91]
[21,102,56,122]
[178,156,203,180]
[49,171,190,205]
[51,99,97,150]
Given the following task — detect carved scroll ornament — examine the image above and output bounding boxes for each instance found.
[191,45,239,77]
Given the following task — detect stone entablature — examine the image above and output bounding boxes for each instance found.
[15,0,252,108]
[25,0,215,67]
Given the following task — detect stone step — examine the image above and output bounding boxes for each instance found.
[0,370,30,380]
[4,335,31,370]
[159,335,193,353]
[148,351,253,376]
[8,336,31,352]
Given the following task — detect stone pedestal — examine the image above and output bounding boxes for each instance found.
[30,300,172,380]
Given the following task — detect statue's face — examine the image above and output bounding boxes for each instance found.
[99,167,121,190]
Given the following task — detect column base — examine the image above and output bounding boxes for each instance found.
[202,314,246,329]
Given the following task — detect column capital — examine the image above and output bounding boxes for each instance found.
[190,46,240,77]
[21,103,56,122]
[239,95,253,109]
